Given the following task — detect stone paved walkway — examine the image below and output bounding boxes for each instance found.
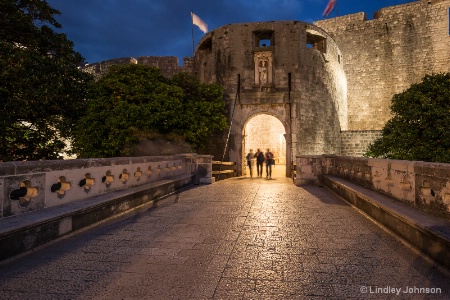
[0,167,449,299]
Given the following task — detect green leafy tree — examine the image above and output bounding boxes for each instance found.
[171,72,228,150]
[0,0,92,161]
[365,73,450,162]
[72,64,184,158]
[73,65,227,158]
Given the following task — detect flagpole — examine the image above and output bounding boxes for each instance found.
[335,0,338,17]
[191,11,195,56]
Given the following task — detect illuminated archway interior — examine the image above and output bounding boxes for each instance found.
[244,114,286,166]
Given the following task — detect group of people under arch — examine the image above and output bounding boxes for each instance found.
[246,148,275,179]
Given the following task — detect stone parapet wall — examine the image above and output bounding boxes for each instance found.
[137,56,185,78]
[340,130,382,156]
[83,56,193,79]
[295,155,450,220]
[82,57,138,80]
[0,154,212,218]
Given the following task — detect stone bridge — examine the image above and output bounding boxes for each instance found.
[0,156,449,298]
[1,154,450,264]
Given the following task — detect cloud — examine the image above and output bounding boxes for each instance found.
[46,0,413,64]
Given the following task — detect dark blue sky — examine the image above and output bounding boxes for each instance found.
[46,0,414,65]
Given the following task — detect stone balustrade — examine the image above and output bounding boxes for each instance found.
[296,155,450,220]
[0,154,213,219]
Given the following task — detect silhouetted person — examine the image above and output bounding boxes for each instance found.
[265,148,274,179]
[254,148,265,177]
[246,149,254,177]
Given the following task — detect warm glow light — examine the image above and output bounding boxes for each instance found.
[337,68,348,130]
[244,114,286,164]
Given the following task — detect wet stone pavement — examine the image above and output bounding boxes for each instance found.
[0,167,449,299]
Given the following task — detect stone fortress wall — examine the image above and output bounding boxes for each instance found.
[193,0,449,170]
[83,0,450,174]
[83,56,194,80]
[315,0,450,131]
[341,130,383,157]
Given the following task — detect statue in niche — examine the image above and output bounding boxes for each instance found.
[254,51,272,91]
[259,59,268,86]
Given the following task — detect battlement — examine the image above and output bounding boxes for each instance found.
[83,56,194,79]
[82,57,137,79]
[314,12,368,30]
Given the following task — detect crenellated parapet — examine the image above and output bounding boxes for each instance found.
[82,57,138,80]
[82,56,195,80]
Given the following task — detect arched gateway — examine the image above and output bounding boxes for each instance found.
[244,114,286,165]
[193,21,347,177]
[243,114,287,177]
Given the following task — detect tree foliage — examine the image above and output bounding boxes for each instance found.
[365,73,450,163]
[72,65,227,158]
[0,0,92,161]
[171,72,228,149]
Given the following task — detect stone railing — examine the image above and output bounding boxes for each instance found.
[212,161,237,181]
[295,155,450,220]
[0,154,213,219]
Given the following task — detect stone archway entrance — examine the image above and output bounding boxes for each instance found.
[243,114,286,177]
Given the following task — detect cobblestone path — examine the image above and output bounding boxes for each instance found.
[1,170,449,299]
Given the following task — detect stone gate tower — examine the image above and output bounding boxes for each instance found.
[194,21,347,176]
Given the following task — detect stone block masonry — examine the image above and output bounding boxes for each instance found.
[341,130,383,157]
[315,0,450,131]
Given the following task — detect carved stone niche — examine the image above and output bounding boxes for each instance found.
[254,51,273,91]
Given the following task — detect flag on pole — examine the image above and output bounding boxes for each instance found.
[191,11,208,33]
[323,0,336,17]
